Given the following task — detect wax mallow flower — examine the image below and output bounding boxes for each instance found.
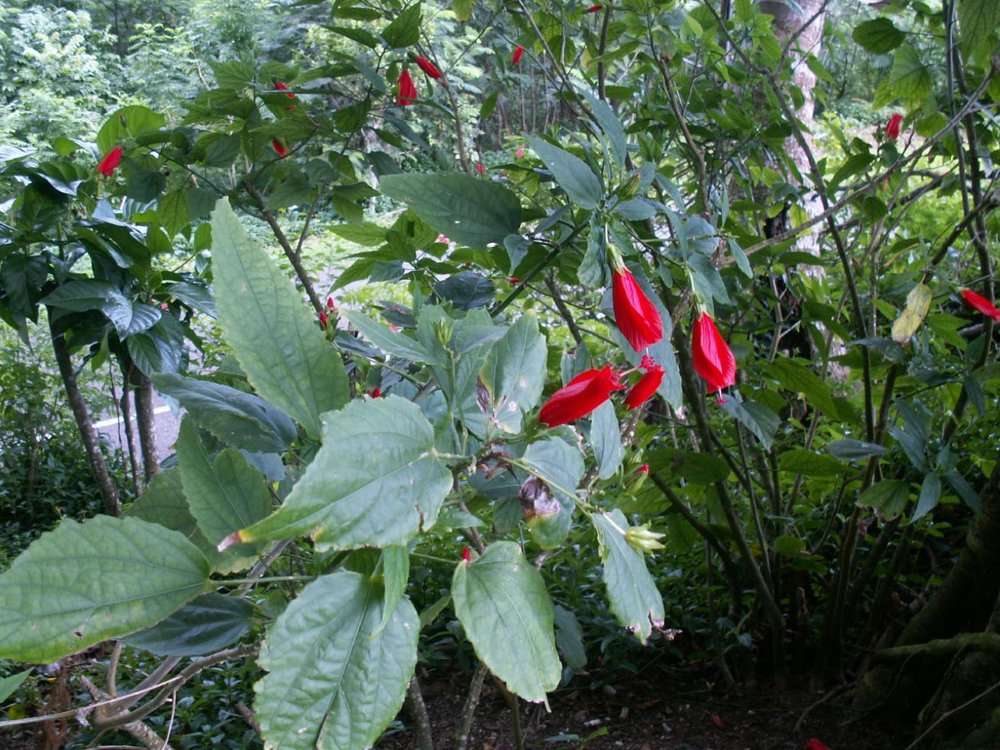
[804,740,831,750]
[612,267,663,352]
[538,365,624,427]
[586,4,603,12]
[625,355,664,409]
[271,139,288,158]
[885,113,903,141]
[961,288,1000,322]
[475,162,486,175]
[274,81,295,99]
[396,69,418,106]
[97,146,123,176]
[512,45,525,65]
[415,55,442,79]
[691,312,737,393]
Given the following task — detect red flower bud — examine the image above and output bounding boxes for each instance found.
[636,464,650,475]
[396,68,418,106]
[586,4,603,12]
[538,365,624,427]
[97,146,123,176]
[625,359,664,409]
[415,55,442,80]
[368,387,382,398]
[885,113,903,141]
[507,276,521,285]
[804,740,831,750]
[272,139,288,158]
[461,546,472,562]
[274,81,296,99]
[475,162,486,175]
[318,311,329,329]
[691,312,736,393]
[612,268,663,352]
[325,295,336,311]
[961,288,1000,322]
[512,45,525,65]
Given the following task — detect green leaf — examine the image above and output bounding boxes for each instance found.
[159,190,190,237]
[342,309,441,364]
[889,45,933,105]
[0,670,31,705]
[330,222,387,246]
[123,593,253,657]
[452,542,561,703]
[592,509,664,644]
[380,173,522,249]
[852,18,906,54]
[826,439,886,461]
[96,105,166,155]
[211,199,349,439]
[581,91,627,167]
[553,605,587,670]
[382,3,422,48]
[0,516,209,663]
[176,418,271,569]
[765,358,842,418]
[529,137,603,209]
[153,373,296,453]
[379,545,409,632]
[480,314,547,433]
[41,279,121,312]
[647,448,729,485]
[590,401,623,480]
[958,0,1000,63]
[719,396,780,450]
[239,395,451,551]
[578,218,609,287]
[255,571,418,750]
[778,449,845,477]
[859,479,910,519]
[127,469,218,559]
[891,283,933,344]
[912,472,941,522]
[453,0,474,22]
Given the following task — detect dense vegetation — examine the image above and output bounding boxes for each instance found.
[1,1,999,748]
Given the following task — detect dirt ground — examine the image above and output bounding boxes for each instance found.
[377,668,902,750]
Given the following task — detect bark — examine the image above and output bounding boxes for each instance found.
[133,370,159,480]
[48,313,121,516]
[455,663,488,750]
[405,676,435,750]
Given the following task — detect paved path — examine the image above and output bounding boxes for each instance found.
[95,391,181,463]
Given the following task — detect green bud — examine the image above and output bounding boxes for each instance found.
[620,172,642,199]
[433,318,454,347]
[626,523,666,554]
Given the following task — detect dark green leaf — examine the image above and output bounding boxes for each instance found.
[123,593,253,657]
[529,137,603,209]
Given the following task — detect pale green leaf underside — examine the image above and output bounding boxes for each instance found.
[481,314,547,433]
[0,516,209,663]
[240,395,451,550]
[592,510,664,645]
[210,199,348,439]
[452,542,561,703]
[255,571,418,750]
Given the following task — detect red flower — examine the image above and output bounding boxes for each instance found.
[692,313,736,393]
[274,81,296,99]
[625,356,664,409]
[461,546,472,562]
[368,387,382,398]
[586,4,603,12]
[961,288,1000,322]
[325,295,337,311]
[415,55,442,79]
[512,45,525,65]
[475,162,486,175]
[318,311,329,329]
[804,740,831,750]
[612,268,663,352]
[396,68,418,106]
[97,146,123,176]
[507,276,521,285]
[539,365,624,427]
[636,464,650,475]
[885,113,903,141]
[272,139,288,158]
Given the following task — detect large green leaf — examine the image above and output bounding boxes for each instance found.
[211,199,349,439]
[238,395,451,551]
[452,542,561,703]
[382,2,422,47]
[176,418,271,568]
[592,509,664,645]
[852,18,905,54]
[590,401,623,480]
[529,137,603,209]
[342,309,443,364]
[0,516,209,663]
[480,314,547,433]
[126,468,221,563]
[124,593,253,657]
[255,571,418,750]
[154,373,297,453]
[958,0,1000,63]
[379,173,522,249]
[0,670,31,705]
[96,105,166,154]
[889,45,933,105]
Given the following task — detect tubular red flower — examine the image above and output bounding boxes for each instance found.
[415,55,442,79]
[274,81,296,99]
[636,464,650,475]
[586,4,603,12]
[961,288,1000,322]
[271,139,288,158]
[612,268,663,352]
[625,361,664,409]
[538,365,624,427]
[461,546,472,562]
[691,312,736,393]
[97,146,123,176]
[512,45,525,65]
[475,162,486,175]
[368,387,382,398]
[396,68,418,106]
[886,113,903,141]
[804,740,831,750]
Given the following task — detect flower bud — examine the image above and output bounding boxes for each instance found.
[626,523,665,554]
[433,318,453,347]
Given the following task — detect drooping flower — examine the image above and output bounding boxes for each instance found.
[272,139,288,158]
[636,464,650,475]
[461,546,472,562]
[804,740,831,750]
[538,365,624,427]
[97,146,123,176]
[586,4,603,12]
[612,268,663,352]
[961,288,1000,322]
[512,45,525,65]
[415,55,442,79]
[691,312,737,393]
[625,356,664,409]
[885,113,903,141]
[475,162,486,175]
[396,68,418,106]
[274,81,296,99]
[368,387,383,398]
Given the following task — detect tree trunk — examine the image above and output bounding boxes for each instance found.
[133,370,159,481]
[48,313,121,516]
